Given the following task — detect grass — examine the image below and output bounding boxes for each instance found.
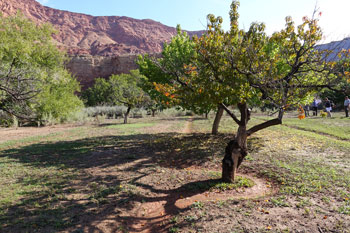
[0,113,350,232]
[257,113,350,140]
[183,175,255,192]
[105,122,156,130]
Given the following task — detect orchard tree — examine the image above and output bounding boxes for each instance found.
[139,1,346,182]
[109,71,146,124]
[83,70,146,124]
[0,13,82,122]
[82,78,112,106]
[138,26,219,130]
[319,57,350,106]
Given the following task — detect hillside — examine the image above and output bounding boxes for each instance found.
[0,0,202,56]
[0,0,203,87]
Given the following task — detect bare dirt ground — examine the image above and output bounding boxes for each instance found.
[0,124,81,143]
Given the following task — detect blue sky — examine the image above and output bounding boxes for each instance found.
[37,0,350,43]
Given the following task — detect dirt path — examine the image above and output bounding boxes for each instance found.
[182,117,193,134]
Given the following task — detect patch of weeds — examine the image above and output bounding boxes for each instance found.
[207,171,221,179]
[169,216,179,224]
[169,226,179,233]
[321,196,331,204]
[338,200,350,215]
[184,176,255,193]
[184,215,197,222]
[244,154,254,161]
[106,122,155,130]
[210,176,255,192]
[216,200,226,207]
[191,201,204,209]
[270,196,290,207]
[89,183,121,201]
[296,198,312,208]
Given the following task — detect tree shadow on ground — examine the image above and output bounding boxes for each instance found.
[0,131,239,232]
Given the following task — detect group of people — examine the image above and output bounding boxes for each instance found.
[306,96,350,118]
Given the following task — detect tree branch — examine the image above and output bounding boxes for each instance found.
[219,103,241,125]
[246,118,282,136]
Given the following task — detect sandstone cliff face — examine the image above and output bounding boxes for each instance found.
[66,55,139,87]
[0,0,203,88]
[0,0,202,56]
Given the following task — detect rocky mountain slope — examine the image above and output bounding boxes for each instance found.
[317,38,350,61]
[0,0,203,87]
[1,0,202,56]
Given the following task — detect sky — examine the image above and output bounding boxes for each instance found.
[36,0,350,43]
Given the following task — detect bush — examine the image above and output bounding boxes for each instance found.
[158,108,194,117]
[84,106,127,118]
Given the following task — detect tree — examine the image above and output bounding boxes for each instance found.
[0,13,82,122]
[35,69,83,124]
[82,70,146,124]
[82,78,112,106]
[138,1,345,182]
[319,57,350,107]
[138,26,220,132]
[109,71,146,124]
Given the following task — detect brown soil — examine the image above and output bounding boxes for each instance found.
[0,124,81,143]
[114,118,275,233]
[119,172,274,233]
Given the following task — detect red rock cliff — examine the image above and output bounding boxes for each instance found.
[0,0,204,88]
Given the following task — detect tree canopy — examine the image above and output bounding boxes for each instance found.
[82,70,147,123]
[137,1,348,182]
[0,13,82,123]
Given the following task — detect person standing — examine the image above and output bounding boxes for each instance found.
[312,98,320,116]
[324,97,333,118]
[344,96,350,117]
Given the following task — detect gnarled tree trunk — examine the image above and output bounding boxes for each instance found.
[220,102,283,182]
[212,105,224,135]
[222,125,248,182]
[221,103,249,182]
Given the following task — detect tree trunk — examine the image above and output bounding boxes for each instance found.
[152,109,156,117]
[124,106,131,124]
[212,105,224,135]
[222,103,249,182]
[222,125,248,182]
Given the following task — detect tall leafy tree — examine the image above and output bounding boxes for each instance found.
[138,1,346,182]
[0,13,82,122]
[82,78,112,106]
[35,69,83,123]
